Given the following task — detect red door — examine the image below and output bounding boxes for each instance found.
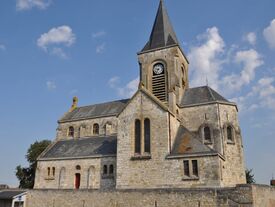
[75,173,81,189]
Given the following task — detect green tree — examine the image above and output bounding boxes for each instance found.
[246,168,256,184]
[16,140,51,189]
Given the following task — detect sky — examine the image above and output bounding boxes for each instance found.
[0,0,274,187]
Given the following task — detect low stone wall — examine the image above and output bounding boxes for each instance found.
[25,184,275,207]
[251,184,275,207]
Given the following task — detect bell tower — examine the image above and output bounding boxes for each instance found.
[137,0,189,113]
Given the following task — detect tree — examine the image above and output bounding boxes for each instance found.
[16,140,51,189]
[246,168,256,184]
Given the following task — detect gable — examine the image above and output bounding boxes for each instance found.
[118,88,170,118]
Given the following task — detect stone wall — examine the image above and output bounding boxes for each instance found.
[34,157,116,190]
[26,184,275,207]
[218,104,246,187]
[56,116,118,140]
[116,91,221,189]
[138,46,189,110]
[251,185,275,207]
[179,103,246,187]
[180,103,223,154]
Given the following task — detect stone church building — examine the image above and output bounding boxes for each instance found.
[34,0,246,190]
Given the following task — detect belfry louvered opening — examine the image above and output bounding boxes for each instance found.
[152,63,167,102]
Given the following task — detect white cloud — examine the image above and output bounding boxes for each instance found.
[108,76,139,98]
[0,44,6,51]
[263,19,275,49]
[46,81,56,90]
[96,43,106,54]
[51,47,67,59]
[188,27,225,90]
[222,49,263,93]
[92,31,106,38]
[232,77,275,112]
[16,0,51,11]
[37,26,75,51]
[236,49,263,84]
[244,32,257,45]
[188,27,264,98]
[108,76,120,88]
[252,78,275,110]
[37,26,75,58]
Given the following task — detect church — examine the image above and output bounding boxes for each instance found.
[34,0,246,190]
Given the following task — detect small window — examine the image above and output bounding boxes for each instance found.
[204,126,211,142]
[68,126,74,137]
[52,167,55,177]
[227,126,233,141]
[76,165,81,170]
[93,123,99,135]
[78,126,82,137]
[75,173,81,189]
[192,160,198,177]
[144,118,151,153]
[47,167,50,176]
[181,65,185,75]
[103,165,108,175]
[134,119,141,154]
[109,165,114,175]
[183,160,190,177]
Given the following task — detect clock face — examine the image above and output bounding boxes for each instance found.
[153,64,164,75]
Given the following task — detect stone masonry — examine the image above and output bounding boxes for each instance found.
[26,185,275,207]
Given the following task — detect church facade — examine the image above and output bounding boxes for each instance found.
[34,0,246,190]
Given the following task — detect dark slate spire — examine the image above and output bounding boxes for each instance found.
[141,0,180,53]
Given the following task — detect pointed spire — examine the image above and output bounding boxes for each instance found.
[141,0,180,53]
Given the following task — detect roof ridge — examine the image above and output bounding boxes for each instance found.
[186,85,208,90]
[75,98,130,109]
[57,135,117,142]
[206,86,217,101]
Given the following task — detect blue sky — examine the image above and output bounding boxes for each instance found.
[0,0,274,187]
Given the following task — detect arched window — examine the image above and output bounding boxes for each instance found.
[47,167,50,176]
[144,118,151,153]
[103,165,108,175]
[135,119,141,154]
[93,123,99,135]
[87,166,95,189]
[58,167,66,189]
[76,165,81,170]
[52,167,55,177]
[204,126,211,142]
[68,126,74,137]
[78,126,82,137]
[152,63,167,102]
[227,126,233,141]
[109,164,114,175]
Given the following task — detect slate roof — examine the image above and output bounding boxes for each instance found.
[59,99,129,123]
[0,191,26,200]
[141,0,180,53]
[171,126,216,156]
[40,136,117,160]
[180,86,231,106]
